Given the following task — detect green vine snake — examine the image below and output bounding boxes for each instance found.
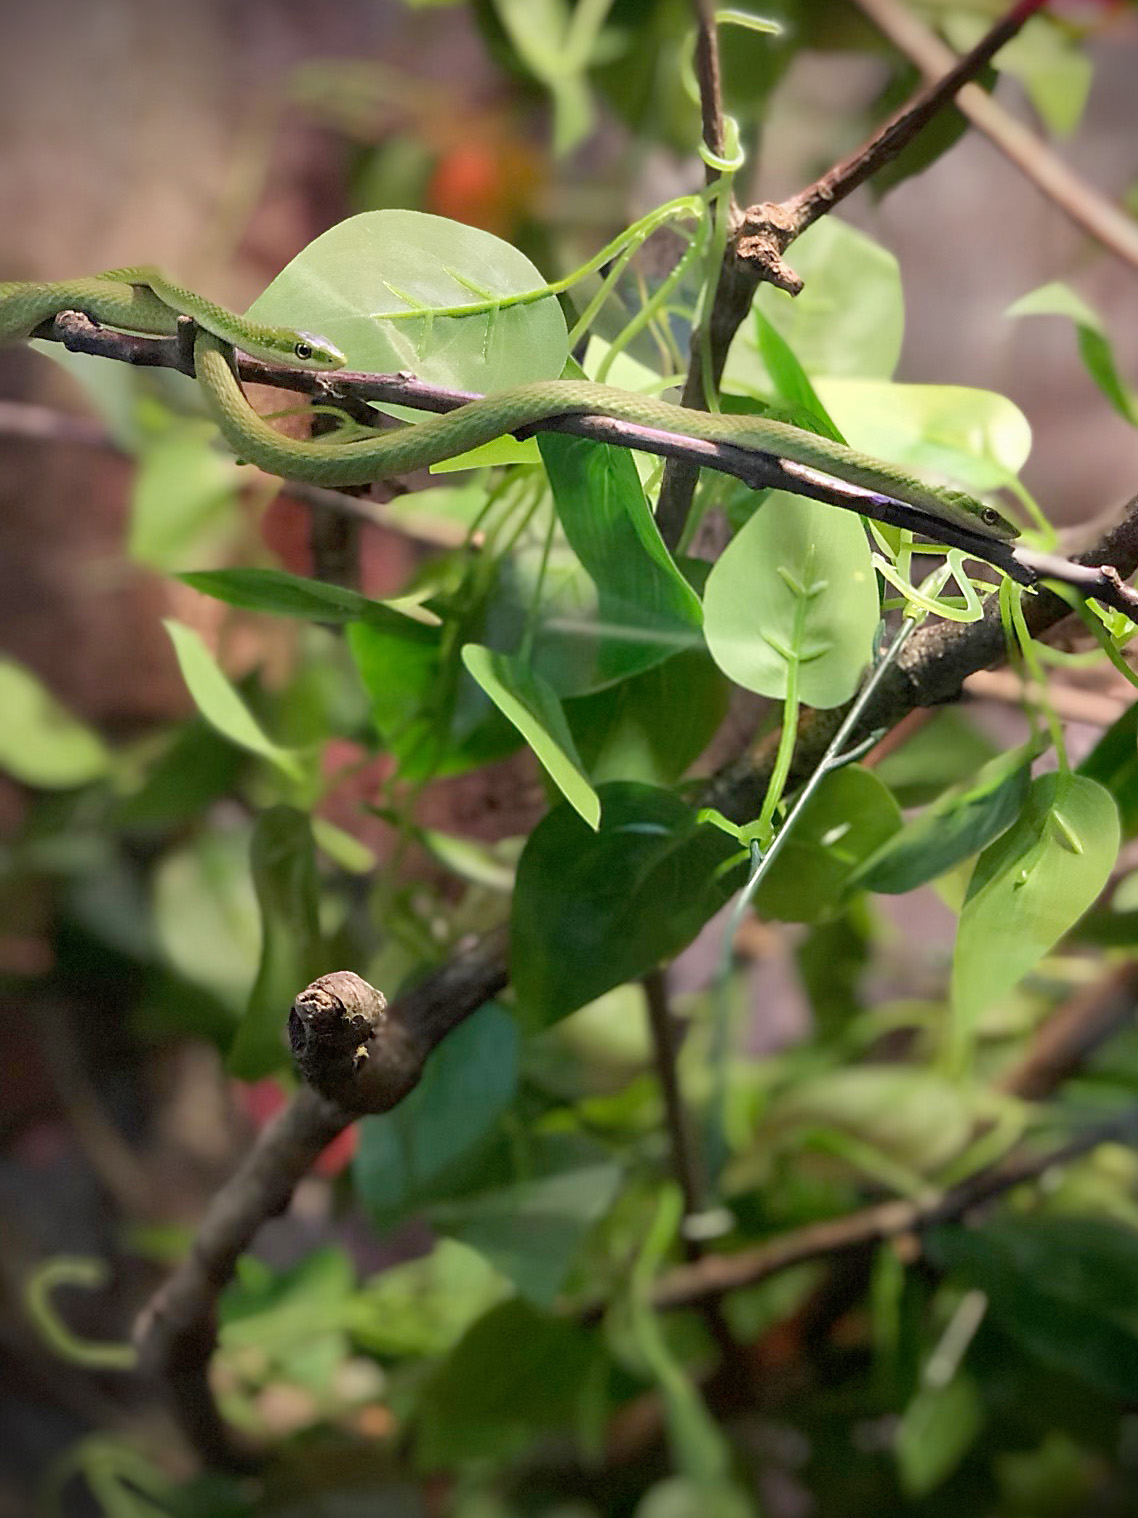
[0,268,1019,543]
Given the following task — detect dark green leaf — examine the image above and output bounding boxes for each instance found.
[229,806,324,1079]
[756,766,902,923]
[415,1298,602,1467]
[511,782,744,1025]
[895,1373,983,1497]
[851,746,1033,894]
[539,431,703,689]
[354,1002,518,1225]
[1007,282,1138,428]
[928,1218,1138,1399]
[874,709,999,807]
[565,650,730,788]
[1079,700,1138,836]
[180,566,438,630]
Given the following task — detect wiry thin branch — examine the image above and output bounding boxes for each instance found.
[655,0,1046,547]
[33,311,1138,616]
[633,1112,1138,1316]
[853,0,1138,273]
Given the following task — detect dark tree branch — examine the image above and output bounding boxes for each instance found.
[852,0,1138,274]
[691,0,729,185]
[37,311,1138,611]
[654,0,1044,548]
[635,1111,1138,1315]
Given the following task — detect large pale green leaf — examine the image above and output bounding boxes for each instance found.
[461,644,600,828]
[354,1002,518,1224]
[163,620,303,780]
[153,828,260,1011]
[511,782,744,1025]
[814,378,1032,494]
[228,807,324,1080]
[0,659,110,789]
[851,745,1034,895]
[246,209,567,390]
[130,428,237,570]
[928,1217,1138,1398]
[755,1066,978,1176]
[733,217,904,383]
[1007,282,1138,428]
[348,1240,510,1361]
[755,766,902,922]
[943,12,1092,137]
[952,773,1119,1038]
[702,492,879,706]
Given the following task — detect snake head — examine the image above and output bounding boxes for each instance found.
[288,331,347,371]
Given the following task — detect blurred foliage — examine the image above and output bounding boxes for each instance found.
[8,3,1138,1516]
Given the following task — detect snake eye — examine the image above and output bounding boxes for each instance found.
[981,506,1001,527]
[294,341,313,361]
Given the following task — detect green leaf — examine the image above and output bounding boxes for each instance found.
[1078,699,1138,836]
[1007,281,1138,428]
[741,217,905,382]
[354,1002,518,1225]
[702,492,879,706]
[874,709,998,808]
[179,567,439,630]
[130,428,237,570]
[163,620,303,780]
[348,1239,510,1360]
[755,766,902,922]
[0,659,110,789]
[432,1150,623,1306]
[753,306,844,437]
[896,1373,984,1498]
[153,828,261,1011]
[116,720,244,828]
[943,11,1092,137]
[928,1217,1138,1398]
[246,209,567,391]
[565,650,730,788]
[511,782,744,1025]
[538,431,703,690]
[414,1298,601,1468]
[755,1066,978,1177]
[814,377,1032,494]
[348,618,519,780]
[461,644,600,828]
[952,773,1120,1042]
[228,807,324,1080]
[851,746,1034,895]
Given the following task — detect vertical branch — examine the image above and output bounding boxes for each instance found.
[691,0,727,181]
[643,969,709,1229]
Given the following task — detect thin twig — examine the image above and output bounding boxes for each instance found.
[655,0,1045,548]
[999,960,1138,1100]
[642,970,710,1229]
[852,0,1138,273]
[634,1112,1138,1315]
[691,0,729,184]
[781,0,1047,234]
